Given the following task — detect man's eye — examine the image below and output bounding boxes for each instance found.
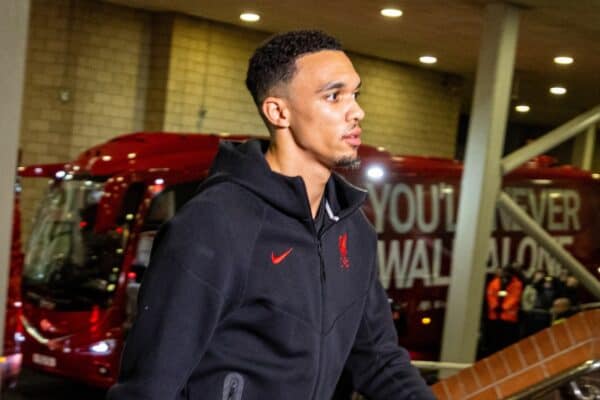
[326,92,339,101]
[353,91,361,100]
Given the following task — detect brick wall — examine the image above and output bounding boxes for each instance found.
[433,309,600,399]
[162,16,267,135]
[19,0,150,237]
[19,0,462,239]
[352,54,461,157]
[159,17,462,155]
[66,1,150,156]
[143,13,174,132]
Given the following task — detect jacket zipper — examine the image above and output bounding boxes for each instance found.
[317,239,326,283]
[308,202,354,399]
[309,236,327,400]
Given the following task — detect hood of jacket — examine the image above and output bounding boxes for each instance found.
[204,139,367,221]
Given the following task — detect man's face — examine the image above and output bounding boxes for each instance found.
[283,50,364,169]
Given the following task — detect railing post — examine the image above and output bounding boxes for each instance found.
[440,2,521,374]
[0,1,31,380]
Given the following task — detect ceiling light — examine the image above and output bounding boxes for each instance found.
[240,12,260,22]
[380,8,403,18]
[549,86,567,95]
[419,55,437,64]
[553,56,574,65]
[515,104,530,113]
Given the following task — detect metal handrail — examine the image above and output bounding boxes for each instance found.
[502,104,600,174]
[411,360,472,371]
[497,192,600,299]
[507,359,600,399]
[412,304,600,376]
[496,105,600,302]
[580,302,600,311]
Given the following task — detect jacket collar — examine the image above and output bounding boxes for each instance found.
[206,139,367,222]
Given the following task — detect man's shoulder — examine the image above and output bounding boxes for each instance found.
[347,207,378,239]
[179,180,265,223]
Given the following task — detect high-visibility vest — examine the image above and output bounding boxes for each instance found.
[486,276,523,323]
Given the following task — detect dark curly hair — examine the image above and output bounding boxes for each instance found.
[246,30,342,107]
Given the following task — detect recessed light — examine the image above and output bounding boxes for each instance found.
[380,8,403,18]
[419,55,437,64]
[553,56,574,65]
[549,86,567,95]
[240,12,260,22]
[515,104,530,113]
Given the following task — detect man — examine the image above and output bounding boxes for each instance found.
[485,265,523,353]
[108,30,434,400]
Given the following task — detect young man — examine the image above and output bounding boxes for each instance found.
[108,30,435,400]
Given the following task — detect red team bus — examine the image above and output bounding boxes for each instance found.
[11,132,600,388]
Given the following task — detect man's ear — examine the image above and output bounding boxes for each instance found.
[261,96,290,129]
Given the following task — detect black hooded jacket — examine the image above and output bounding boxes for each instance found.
[108,140,435,400]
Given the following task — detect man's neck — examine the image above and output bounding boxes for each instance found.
[265,142,330,219]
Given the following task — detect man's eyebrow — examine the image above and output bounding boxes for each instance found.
[317,80,362,93]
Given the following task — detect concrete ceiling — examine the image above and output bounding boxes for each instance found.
[107,0,600,128]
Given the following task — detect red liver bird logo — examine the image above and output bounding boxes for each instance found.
[339,233,350,269]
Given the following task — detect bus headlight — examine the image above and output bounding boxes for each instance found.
[14,332,25,343]
[89,339,116,354]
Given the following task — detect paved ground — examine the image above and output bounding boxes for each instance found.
[2,367,106,400]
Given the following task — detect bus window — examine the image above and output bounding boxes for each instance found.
[132,181,201,278]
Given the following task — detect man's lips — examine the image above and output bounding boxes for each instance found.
[342,127,362,147]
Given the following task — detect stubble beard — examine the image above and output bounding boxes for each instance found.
[335,155,361,170]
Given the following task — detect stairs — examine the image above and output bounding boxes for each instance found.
[432,309,599,399]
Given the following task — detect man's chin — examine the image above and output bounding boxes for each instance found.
[335,155,361,170]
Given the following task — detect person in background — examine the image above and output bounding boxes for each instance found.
[551,297,575,324]
[550,274,580,325]
[485,265,523,353]
[521,269,544,312]
[558,267,569,290]
[520,269,548,337]
[560,274,580,307]
[533,272,561,310]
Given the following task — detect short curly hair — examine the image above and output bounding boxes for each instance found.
[246,30,342,107]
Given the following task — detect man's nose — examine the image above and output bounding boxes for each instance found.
[349,101,365,122]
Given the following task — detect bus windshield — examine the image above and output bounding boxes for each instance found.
[23,178,125,310]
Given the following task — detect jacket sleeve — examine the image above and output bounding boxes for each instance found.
[344,249,436,400]
[108,199,241,400]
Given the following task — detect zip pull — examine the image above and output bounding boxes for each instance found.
[222,372,244,400]
[227,379,238,400]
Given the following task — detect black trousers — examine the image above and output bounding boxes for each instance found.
[486,319,520,354]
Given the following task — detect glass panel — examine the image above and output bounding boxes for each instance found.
[22,179,124,310]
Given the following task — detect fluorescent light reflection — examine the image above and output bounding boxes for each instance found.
[550,86,567,95]
[419,56,437,64]
[380,8,403,18]
[240,12,260,22]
